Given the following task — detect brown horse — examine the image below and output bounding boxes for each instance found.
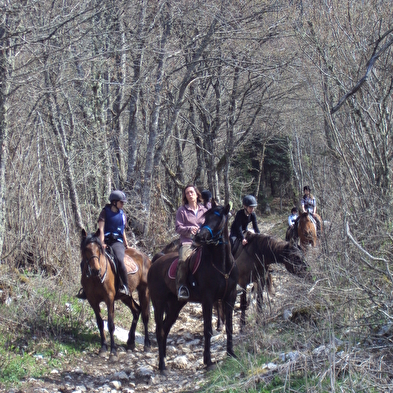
[297,212,321,250]
[148,202,238,373]
[222,231,309,330]
[80,228,151,356]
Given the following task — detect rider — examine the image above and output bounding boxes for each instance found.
[175,184,208,301]
[201,189,212,209]
[288,206,298,227]
[301,185,321,237]
[230,195,260,254]
[76,190,131,299]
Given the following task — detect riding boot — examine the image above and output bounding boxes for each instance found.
[176,259,190,300]
[118,262,130,296]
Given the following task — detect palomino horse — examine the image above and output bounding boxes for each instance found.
[148,202,238,373]
[217,231,309,331]
[297,212,322,250]
[80,229,151,356]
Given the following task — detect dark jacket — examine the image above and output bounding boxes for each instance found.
[230,209,260,241]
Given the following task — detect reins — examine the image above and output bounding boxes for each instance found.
[83,242,108,283]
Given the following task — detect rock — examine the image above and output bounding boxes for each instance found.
[110,380,122,389]
[173,355,189,369]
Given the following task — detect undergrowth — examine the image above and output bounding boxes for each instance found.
[0,273,99,389]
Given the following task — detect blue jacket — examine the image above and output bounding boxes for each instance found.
[103,205,126,242]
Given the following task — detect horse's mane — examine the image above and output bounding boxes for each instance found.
[245,231,288,254]
[81,231,103,253]
[244,231,304,272]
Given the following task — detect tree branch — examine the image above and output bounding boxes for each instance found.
[331,30,393,114]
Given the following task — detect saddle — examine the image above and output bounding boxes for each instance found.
[168,248,202,280]
[105,246,138,275]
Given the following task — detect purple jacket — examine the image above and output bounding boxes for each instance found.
[175,204,208,245]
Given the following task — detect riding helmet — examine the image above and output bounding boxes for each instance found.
[201,189,212,201]
[243,195,257,207]
[109,190,127,203]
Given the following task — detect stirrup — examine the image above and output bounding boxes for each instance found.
[76,288,87,299]
[119,285,130,296]
[177,285,190,301]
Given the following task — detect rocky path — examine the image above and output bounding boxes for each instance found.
[8,263,297,393]
[9,222,293,393]
[10,302,244,393]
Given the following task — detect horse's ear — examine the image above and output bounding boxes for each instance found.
[211,198,217,208]
[94,228,101,238]
[224,203,231,216]
[81,228,87,238]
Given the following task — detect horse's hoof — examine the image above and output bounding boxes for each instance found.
[144,345,151,352]
[126,343,135,351]
[99,347,108,356]
[227,350,237,359]
[206,363,217,372]
[160,368,168,376]
[109,352,118,360]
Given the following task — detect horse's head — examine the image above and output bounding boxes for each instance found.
[81,228,104,277]
[193,201,230,246]
[283,242,310,279]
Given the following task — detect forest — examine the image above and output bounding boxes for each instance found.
[1,0,393,391]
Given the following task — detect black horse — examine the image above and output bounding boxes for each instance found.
[147,202,238,373]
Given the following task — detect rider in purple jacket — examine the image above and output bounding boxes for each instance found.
[175,185,207,300]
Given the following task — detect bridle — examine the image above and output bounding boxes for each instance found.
[198,210,227,245]
[83,241,108,283]
[198,208,235,298]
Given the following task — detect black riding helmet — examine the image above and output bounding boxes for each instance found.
[109,190,127,203]
[201,190,212,201]
[243,195,257,207]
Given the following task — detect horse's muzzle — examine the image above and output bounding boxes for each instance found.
[86,266,101,278]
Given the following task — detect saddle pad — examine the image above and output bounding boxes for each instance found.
[124,254,139,275]
[168,248,202,280]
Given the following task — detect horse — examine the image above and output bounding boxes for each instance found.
[296,212,322,250]
[218,231,309,331]
[147,202,238,373]
[151,238,180,263]
[80,228,151,356]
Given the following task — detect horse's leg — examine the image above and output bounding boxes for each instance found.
[215,300,224,332]
[202,302,214,368]
[138,286,151,350]
[90,302,108,354]
[154,298,184,373]
[162,300,184,358]
[121,296,141,351]
[152,299,167,372]
[224,290,237,359]
[106,299,117,356]
[240,289,247,332]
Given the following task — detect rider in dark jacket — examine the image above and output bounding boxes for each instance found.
[230,195,260,253]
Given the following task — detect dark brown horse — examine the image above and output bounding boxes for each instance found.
[80,229,151,356]
[148,202,238,373]
[229,231,309,330]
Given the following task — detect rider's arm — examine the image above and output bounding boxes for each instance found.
[98,220,105,246]
[251,213,260,234]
